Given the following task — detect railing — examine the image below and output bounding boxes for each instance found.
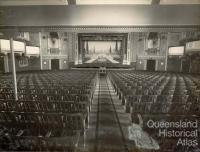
[49,48,60,54]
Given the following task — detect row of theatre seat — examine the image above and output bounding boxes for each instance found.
[0,70,97,151]
[108,70,200,152]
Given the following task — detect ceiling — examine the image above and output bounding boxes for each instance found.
[76,0,153,5]
[1,0,200,6]
[76,0,200,5]
[0,0,68,6]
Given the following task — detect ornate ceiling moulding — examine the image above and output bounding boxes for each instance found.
[78,33,127,41]
[0,25,200,33]
[138,55,166,60]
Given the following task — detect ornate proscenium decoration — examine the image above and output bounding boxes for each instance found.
[78,33,128,64]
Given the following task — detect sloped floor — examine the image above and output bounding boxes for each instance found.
[78,76,134,152]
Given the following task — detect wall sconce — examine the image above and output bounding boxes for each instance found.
[43,61,47,65]
[139,61,142,64]
[64,60,67,64]
[161,62,164,66]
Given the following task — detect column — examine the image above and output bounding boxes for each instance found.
[75,33,79,65]
[4,54,9,72]
[39,32,43,70]
[165,33,169,71]
[10,38,18,101]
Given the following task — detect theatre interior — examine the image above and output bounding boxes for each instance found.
[0,0,200,152]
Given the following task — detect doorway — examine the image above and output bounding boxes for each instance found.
[146,60,156,71]
[51,59,59,70]
[181,60,190,73]
[0,56,5,73]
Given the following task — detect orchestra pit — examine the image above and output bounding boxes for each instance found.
[0,0,200,152]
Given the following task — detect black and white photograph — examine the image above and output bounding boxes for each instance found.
[0,0,200,152]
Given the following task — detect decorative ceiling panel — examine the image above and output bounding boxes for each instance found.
[1,25,200,33]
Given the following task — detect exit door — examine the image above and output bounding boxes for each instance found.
[51,59,59,70]
[146,60,156,71]
[0,56,4,73]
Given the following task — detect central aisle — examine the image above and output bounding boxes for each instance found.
[94,76,126,152]
[78,76,133,152]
